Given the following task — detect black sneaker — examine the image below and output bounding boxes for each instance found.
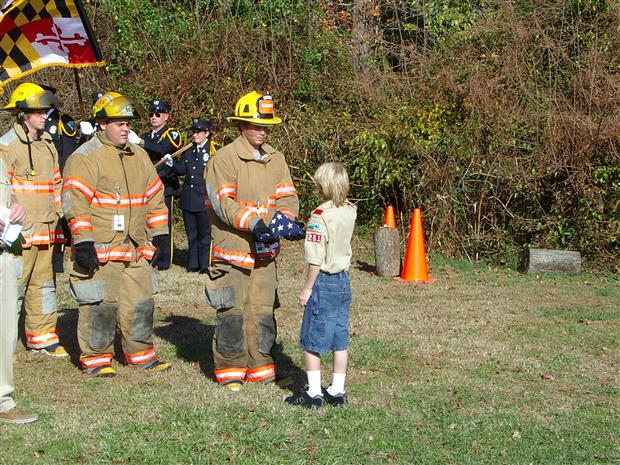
[285,391,324,409]
[322,387,347,406]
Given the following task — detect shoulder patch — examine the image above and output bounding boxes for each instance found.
[163,128,182,149]
[313,209,323,215]
[306,222,326,233]
[306,232,323,243]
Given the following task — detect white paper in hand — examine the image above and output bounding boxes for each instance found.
[0,205,23,246]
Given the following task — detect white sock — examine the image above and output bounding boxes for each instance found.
[328,372,346,395]
[306,370,322,397]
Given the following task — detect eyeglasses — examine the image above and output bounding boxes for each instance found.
[149,112,161,118]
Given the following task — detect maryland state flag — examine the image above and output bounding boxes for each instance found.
[0,0,104,88]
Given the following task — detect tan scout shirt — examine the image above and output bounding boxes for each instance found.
[0,124,63,247]
[205,135,299,269]
[61,133,168,263]
[304,200,357,274]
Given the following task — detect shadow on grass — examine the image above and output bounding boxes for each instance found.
[354,259,376,275]
[171,246,188,269]
[55,307,81,369]
[154,315,215,380]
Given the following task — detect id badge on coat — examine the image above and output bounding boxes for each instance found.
[113,215,125,231]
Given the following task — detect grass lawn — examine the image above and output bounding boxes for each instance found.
[2,237,618,465]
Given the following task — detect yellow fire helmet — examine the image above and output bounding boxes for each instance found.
[227,91,282,126]
[91,91,122,118]
[92,93,138,121]
[2,82,60,112]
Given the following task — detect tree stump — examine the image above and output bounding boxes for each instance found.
[519,248,582,275]
[374,227,401,277]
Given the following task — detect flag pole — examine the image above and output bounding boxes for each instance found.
[73,69,85,119]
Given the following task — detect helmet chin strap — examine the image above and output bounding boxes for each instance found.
[17,112,36,176]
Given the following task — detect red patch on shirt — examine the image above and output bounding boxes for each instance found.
[313,209,323,215]
[306,232,323,243]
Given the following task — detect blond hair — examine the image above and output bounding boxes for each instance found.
[314,162,349,207]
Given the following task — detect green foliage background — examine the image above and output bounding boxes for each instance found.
[51,1,620,268]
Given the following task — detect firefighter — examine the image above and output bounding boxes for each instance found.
[165,117,215,272]
[128,99,182,271]
[0,82,67,357]
[204,91,299,390]
[61,93,171,377]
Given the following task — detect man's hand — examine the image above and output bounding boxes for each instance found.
[252,219,276,244]
[74,241,99,275]
[162,154,174,167]
[1,201,26,235]
[127,129,141,145]
[298,287,312,306]
[8,201,25,225]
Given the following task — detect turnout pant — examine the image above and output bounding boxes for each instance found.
[206,260,278,385]
[18,244,59,350]
[182,209,211,270]
[70,255,159,371]
[0,253,19,413]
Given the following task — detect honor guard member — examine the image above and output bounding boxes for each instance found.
[40,86,80,173]
[204,91,299,390]
[0,152,38,424]
[129,99,182,270]
[61,93,171,377]
[165,118,215,272]
[0,83,68,357]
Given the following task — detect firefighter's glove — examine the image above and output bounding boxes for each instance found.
[252,219,277,244]
[127,129,141,145]
[269,211,306,241]
[79,121,94,136]
[74,241,99,275]
[162,154,174,167]
[151,234,167,263]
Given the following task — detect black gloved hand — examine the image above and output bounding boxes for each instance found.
[151,234,168,263]
[74,241,99,274]
[253,219,277,244]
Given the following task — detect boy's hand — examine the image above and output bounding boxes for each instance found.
[298,288,312,306]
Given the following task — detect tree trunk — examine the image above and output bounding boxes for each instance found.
[374,227,401,277]
[519,248,582,275]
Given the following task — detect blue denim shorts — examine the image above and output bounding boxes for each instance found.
[300,270,351,355]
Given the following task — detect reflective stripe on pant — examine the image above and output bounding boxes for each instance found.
[212,260,277,384]
[74,256,157,369]
[18,244,59,349]
[0,253,19,413]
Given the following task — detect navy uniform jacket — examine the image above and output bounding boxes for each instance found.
[45,108,79,174]
[173,141,211,212]
[141,124,182,196]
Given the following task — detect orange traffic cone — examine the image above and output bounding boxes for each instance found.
[383,205,397,228]
[396,208,435,283]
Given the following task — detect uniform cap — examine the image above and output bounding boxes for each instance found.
[191,117,212,132]
[149,99,171,113]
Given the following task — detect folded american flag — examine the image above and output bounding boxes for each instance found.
[269,211,306,241]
